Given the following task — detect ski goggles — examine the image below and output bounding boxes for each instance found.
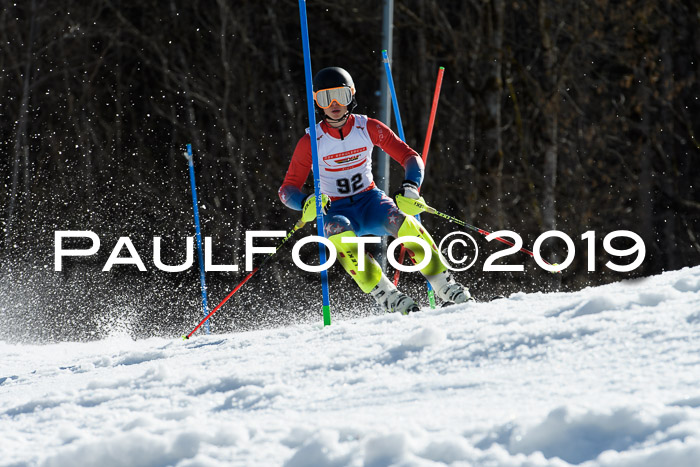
[314,86,355,108]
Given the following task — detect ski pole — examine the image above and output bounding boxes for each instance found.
[393,66,444,302]
[185,143,210,334]
[395,195,561,270]
[183,219,306,339]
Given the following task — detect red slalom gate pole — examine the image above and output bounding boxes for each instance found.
[394,67,445,294]
[183,219,305,339]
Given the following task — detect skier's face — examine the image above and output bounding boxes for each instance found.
[323,101,348,125]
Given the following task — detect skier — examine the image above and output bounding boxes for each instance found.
[279,66,472,314]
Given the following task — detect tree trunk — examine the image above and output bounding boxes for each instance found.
[658,3,677,270]
[5,0,36,250]
[485,0,504,228]
[539,0,558,231]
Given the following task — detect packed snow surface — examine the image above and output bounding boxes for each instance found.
[2,266,700,466]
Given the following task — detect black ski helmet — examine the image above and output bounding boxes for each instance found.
[313,67,355,93]
[312,67,357,116]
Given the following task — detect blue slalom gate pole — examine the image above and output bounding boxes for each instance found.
[382,50,407,143]
[382,50,436,308]
[185,143,211,334]
[298,0,332,325]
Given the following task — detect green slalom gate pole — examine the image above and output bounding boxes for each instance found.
[298,0,331,326]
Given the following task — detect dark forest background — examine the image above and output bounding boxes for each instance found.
[1,0,698,342]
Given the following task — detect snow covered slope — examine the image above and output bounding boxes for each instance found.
[2,266,700,466]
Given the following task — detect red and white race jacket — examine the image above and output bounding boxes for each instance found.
[279,114,423,210]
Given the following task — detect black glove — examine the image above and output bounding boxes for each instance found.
[392,180,420,203]
[392,180,427,215]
